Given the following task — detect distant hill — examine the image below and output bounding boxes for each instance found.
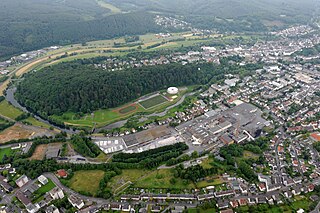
[0,0,319,59]
[109,0,319,18]
[0,0,160,59]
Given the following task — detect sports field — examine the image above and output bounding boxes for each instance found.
[139,95,168,109]
[117,104,139,114]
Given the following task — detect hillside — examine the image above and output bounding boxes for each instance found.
[110,0,319,32]
[0,0,159,59]
[109,0,319,17]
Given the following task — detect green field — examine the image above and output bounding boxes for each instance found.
[134,169,194,189]
[243,150,260,160]
[139,95,168,109]
[0,147,15,161]
[0,100,23,120]
[108,169,148,192]
[34,179,56,195]
[196,177,224,189]
[69,170,105,196]
[118,105,138,114]
[23,117,51,129]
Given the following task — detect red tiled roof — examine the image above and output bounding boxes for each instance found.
[57,169,67,178]
[311,133,320,142]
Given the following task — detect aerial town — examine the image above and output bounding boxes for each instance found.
[0,12,320,213]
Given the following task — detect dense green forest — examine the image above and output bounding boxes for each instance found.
[0,0,160,59]
[70,135,101,158]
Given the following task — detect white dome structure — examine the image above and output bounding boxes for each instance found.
[167,87,179,95]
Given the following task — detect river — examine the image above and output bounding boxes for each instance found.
[5,87,77,134]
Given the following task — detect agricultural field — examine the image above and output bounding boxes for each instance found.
[134,169,194,189]
[0,100,23,120]
[68,170,105,196]
[0,147,16,161]
[139,95,168,109]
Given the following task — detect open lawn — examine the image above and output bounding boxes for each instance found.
[196,176,224,188]
[35,179,55,195]
[139,95,168,109]
[135,169,194,189]
[109,169,148,193]
[23,117,51,129]
[0,147,15,161]
[243,150,260,160]
[0,100,23,120]
[69,170,105,196]
[32,179,55,203]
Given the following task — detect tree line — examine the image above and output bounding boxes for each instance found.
[112,142,189,169]
[70,135,101,158]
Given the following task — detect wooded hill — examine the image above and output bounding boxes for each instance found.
[0,0,160,59]
[16,62,217,116]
